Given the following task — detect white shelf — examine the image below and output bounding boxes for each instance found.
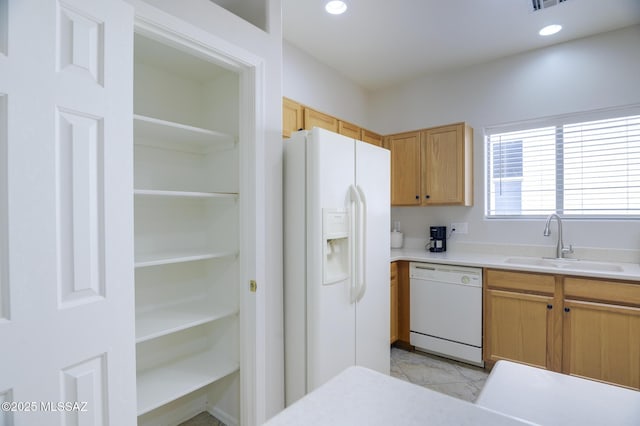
[136,300,238,343]
[134,114,235,152]
[135,250,237,269]
[134,189,238,200]
[136,349,239,416]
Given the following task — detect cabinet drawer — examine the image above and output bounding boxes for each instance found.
[564,277,640,306]
[485,269,555,295]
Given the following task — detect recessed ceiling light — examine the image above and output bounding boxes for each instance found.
[539,24,562,36]
[325,1,347,15]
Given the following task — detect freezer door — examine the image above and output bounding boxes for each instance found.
[306,128,358,393]
[354,140,391,375]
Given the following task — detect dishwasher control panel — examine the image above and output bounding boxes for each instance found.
[410,262,482,287]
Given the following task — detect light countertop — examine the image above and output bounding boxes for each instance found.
[264,366,535,426]
[476,360,640,426]
[391,248,640,282]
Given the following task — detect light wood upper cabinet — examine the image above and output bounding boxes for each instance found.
[390,262,398,345]
[282,98,383,148]
[484,269,560,371]
[388,123,473,206]
[562,277,640,390]
[388,131,422,205]
[361,129,383,147]
[340,122,384,147]
[421,123,473,205]
[338,120,361,139]
[283,97,303,138]
[304,107,339,133]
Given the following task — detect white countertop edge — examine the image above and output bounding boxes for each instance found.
[476,360,640,425]
[264,366,537,426]
[391,248,640,282]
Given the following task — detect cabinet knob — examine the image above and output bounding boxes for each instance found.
[425,195,430,199]
[415,195,419,200]
[564,307,570,313]
[547,304,553,310]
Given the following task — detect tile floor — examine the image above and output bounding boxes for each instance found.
[390,347,488,402]
[179,412,225,426]
[180,347,489,425]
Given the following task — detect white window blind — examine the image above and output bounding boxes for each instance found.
[486,110,640,217]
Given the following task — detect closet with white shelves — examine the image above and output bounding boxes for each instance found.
[133,31,241,425]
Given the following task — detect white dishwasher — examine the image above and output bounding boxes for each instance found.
[410,262,483,366]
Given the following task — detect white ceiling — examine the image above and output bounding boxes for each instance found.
[282,0,640,91]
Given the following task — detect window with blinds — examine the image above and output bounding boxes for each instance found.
[486,110,640,217]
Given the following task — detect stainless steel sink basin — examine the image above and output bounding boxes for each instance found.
[504,257,624,272]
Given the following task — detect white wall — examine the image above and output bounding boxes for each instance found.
[370,25,640,256]
[132,0,284,421]
[283,41,369,128]
[370,25,640,133]
[284,25,640,257]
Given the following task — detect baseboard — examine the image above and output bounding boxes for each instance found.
[392,340,415,351]
[208,406,239,426]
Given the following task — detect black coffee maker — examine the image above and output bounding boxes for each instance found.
[429,226,447,252]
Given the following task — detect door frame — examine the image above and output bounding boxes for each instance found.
[132,3,266,424]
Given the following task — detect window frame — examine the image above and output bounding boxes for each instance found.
[484,105,640,220]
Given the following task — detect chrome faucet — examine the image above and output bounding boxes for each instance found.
[543,214,573,259]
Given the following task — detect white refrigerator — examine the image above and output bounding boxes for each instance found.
[284,127,391,405]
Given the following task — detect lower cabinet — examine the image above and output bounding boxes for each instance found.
[485,288,555,369]
[484,269,560,371]
[484,269,640,390]
[390,262,398,344]
[563,277,640,390]
[396,261,412,347]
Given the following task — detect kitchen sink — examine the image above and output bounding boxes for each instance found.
[504,257,624,272]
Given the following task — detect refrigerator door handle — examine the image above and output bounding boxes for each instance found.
[349,184,362,303]
[355,185,367,301]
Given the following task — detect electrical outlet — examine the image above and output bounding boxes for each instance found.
[451,222,468,234]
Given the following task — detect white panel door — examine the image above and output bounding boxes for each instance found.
[0,1,136,425]
[305,128,356,392]
[355,141,391,375]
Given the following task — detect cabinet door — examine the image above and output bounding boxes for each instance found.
[283,97,303,138]
[484,289,554,369]
[397,261,411,345]
[361,129,383,147]
[338,120,361,139]
[388,132,421,205]
[390,262,398,344]
[563,300,640,390]
[421,123,471,205]
[304,107,338,133]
